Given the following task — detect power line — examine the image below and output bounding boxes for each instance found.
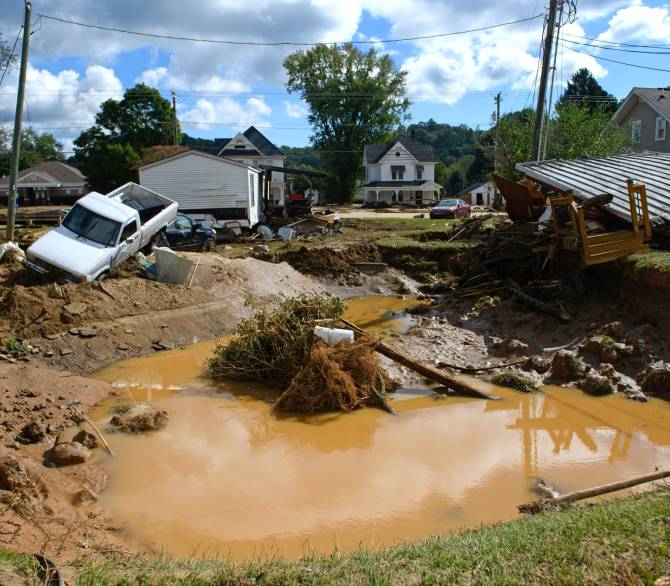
[0,23,23,88]
[35,12,545,46]
[561,32,670,49]
[561,43,670,73]
[562,38,670,55]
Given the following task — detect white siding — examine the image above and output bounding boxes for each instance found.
[139,152,257,221]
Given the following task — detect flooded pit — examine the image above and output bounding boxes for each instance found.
[91,296,670,560]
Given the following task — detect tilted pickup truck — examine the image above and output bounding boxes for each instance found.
[24,182,178,282]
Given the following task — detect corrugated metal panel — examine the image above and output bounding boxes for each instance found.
[516,152,670,223]
[139,151,254,216]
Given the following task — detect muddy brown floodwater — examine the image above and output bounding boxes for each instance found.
[91,296,670,560]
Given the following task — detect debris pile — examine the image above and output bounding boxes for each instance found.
[208,294,396,413]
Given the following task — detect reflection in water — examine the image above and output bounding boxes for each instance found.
[92,297,670,560]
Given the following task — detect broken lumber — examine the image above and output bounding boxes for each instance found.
[339,317,500,401]
[73,408,115,457]
[507,279,571,323]
[518,469,670,514]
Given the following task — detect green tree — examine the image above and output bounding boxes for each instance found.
[557,68,618,114]
[0,127,65,177]
[0,32,17,75]
[74,84,178,192]
[488,103,630,180]
[284,44,410,203]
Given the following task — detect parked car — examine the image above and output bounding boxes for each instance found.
[429,199,471,219]
[162,214,217,251]
[24,182,178,282]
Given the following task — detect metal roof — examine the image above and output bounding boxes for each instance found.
[516,152,670,224]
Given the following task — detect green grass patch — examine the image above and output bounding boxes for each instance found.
[628,250,670,273]
[3,337,27,356]
[374,235,478,251]
[4,487,669,585]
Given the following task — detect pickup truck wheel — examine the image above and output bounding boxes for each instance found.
[201,237,216,252]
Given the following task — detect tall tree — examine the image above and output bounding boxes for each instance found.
[74,84,178,192]
[557,68,618,114]
[284,44,410,202]
[0,127,65,176]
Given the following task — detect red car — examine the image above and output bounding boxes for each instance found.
[429,199,471,219]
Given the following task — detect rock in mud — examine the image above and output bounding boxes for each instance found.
[577,372,615,396]
[72,487,98,506]
[110,404,168,433]
[72,429,98,449]
[0,456,36,495]
[16,421,46,444]
[523,355,550,374]
[580,336,604,354]
[492,369,542,393]
[637,361,670,398]
[599,322,626,339]
[48,442,91,466]
[600,346,619,364]
[549,350,586,380]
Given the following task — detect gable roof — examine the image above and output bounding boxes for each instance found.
[611,87,670,124]
[217,126,284,158]
[364,135,436,164]
[138,148,261,172]
[0,160,87,187]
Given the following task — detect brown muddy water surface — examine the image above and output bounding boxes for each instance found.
[92,296,670,560]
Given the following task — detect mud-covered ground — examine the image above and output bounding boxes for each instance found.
[1,216,670,564]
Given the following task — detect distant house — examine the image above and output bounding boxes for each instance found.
[138,150,263,228]
[360,135,442,205]
[458,182,496,206]
[611,87,670,153]
[216,126,285,205]
[0,160,89,206]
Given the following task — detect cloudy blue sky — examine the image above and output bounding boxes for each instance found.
[1,0,669,154]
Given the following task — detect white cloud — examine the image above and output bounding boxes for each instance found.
[179,96,272,130]
[284,101,308,119]
[597,3,670,43]
[136,67,168,86]
[0,64,123,150]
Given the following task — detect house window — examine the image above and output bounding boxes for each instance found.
[395,150,400,157]
[632,120,641,143]
[391,165,405,180]
[656,117,667,141]
[416,166,424,180]
[235,145,245,149]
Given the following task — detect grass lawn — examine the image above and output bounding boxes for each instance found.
[627,250,670,273]
[2,486,669,585]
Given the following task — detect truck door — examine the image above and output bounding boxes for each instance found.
[113,219,140,268]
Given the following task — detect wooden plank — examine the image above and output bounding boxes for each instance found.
[519,469,670,514]
[339,318,500,401]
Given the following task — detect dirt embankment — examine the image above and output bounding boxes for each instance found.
[1,254,324,374]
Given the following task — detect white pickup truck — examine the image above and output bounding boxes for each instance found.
[24,182,178,282]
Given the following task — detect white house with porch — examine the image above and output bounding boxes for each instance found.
[360,135,442,205]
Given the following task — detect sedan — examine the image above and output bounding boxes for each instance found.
[429,199,471,219]
[162,214,217,251]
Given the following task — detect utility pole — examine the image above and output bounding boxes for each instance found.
[531,0,559,162]
[7,2,32,242]
[493,92,502,208]
[541,0,564,161]
[171,91,178,146]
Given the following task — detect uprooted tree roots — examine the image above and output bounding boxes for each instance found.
[208,294,396,414]
[276,339,397,414]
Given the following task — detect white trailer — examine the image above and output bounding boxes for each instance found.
[138,150,263,231]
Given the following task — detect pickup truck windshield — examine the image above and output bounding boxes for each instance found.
[62,204,121,247]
